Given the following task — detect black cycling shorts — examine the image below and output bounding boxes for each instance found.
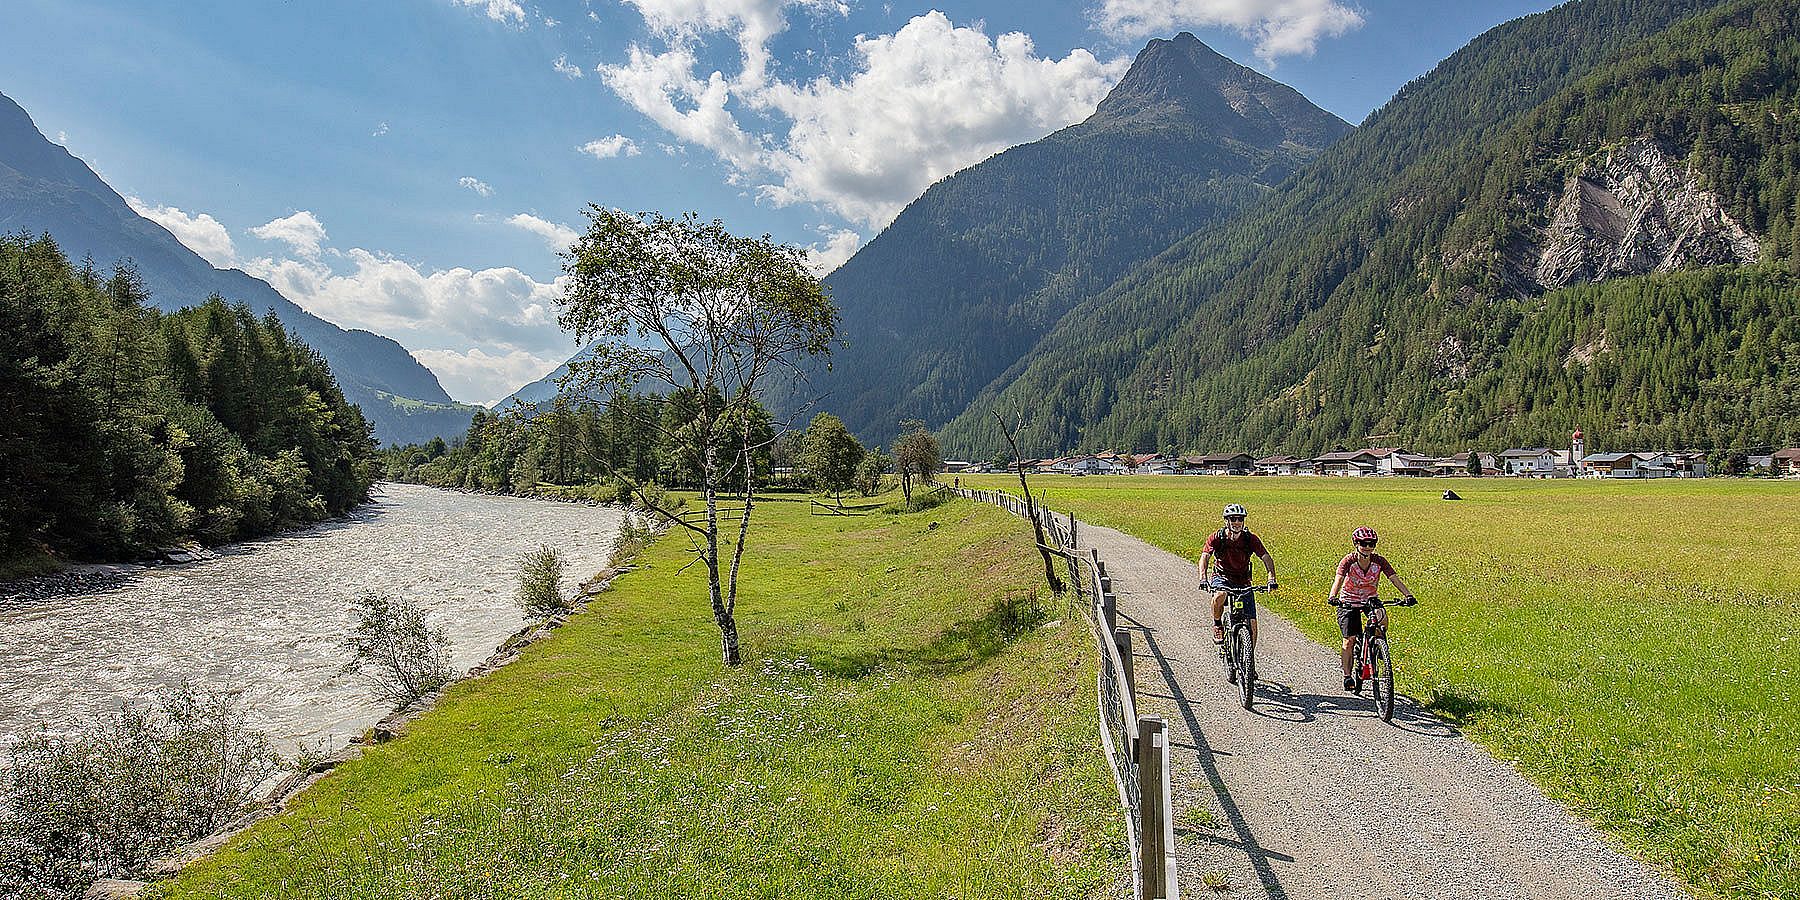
[1338,605,1385,638]
[1208,575,1256,620]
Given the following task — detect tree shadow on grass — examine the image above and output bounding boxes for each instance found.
[811,590,1047,679]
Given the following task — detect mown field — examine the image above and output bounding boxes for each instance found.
[961,473,1799,900]
[152,496,1125,899]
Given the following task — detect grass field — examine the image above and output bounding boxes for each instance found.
[961,473,1800,900]
[151,496,1125,899]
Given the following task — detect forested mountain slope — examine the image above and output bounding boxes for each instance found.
[939,0,1799,457]
[785,34,1351,446]
[0,92,479,445]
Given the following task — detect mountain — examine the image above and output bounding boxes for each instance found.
[0,91,479,445]
[937,0,1799,456]
[748,34,1350,446]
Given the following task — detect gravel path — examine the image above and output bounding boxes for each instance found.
[1073,518,1691,900]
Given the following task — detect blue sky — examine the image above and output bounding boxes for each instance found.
[1,0,1559,403]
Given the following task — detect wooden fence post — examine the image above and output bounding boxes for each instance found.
[1068,514,1078,549]
[1113,627,1133,701]
[1138,716,1169,900]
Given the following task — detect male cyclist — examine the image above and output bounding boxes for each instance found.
[1326,526,1415,692]
[1197,503,1278,645]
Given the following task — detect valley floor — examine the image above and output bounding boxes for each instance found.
[150,495,1126,899]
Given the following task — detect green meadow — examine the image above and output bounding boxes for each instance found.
[962,473,1800,900]
[152,497,1124,899]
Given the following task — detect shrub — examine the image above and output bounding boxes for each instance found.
[0,685,275,896]
[340,591,453,708]
[515,545,568,619]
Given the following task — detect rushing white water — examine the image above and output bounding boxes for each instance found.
[0,483,624,753]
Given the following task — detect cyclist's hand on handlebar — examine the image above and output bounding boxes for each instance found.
[1400,595,1417,606]
[1326,595,1341,606]
[1267,580,1279,592]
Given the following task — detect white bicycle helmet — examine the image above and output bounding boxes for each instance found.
[1222,503,1247,518]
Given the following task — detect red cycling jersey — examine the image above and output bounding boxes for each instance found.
[1336,552,1395,603]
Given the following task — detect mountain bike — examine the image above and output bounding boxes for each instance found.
[1216,584,1273,710]
[1329,596,1418,722]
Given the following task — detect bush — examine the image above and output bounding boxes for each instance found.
[340,591,453,708]
[0,685,275,897]
[515,545,568,619]
[608,512,657,570]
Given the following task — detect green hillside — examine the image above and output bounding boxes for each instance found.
[789,34,1350,447]
[938,0,1799,457]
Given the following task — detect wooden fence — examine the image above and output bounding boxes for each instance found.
[953,487,1180,900]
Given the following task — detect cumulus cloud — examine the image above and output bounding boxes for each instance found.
[506,213,580,252]
[126,196,237,267]
[452,0,527,25]
[552,53,583,78]
[459,176,495,196]
[601,10,1127,228]
[805,228,860,275]
[249,211,329,258]
[1092,0,1364,62]
[577,135,643,159]
[411,347,566,406]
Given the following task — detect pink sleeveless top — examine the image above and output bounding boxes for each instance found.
[1336,552,1394,602]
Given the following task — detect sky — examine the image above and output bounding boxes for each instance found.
[1,0,1561,405]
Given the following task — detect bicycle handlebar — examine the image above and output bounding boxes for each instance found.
[1213,584,1277,595]
[1327,596,1418,608]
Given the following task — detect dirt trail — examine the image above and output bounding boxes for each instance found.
[1075,519,1690,900]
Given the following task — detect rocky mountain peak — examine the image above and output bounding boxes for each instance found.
[1087,33,1351,149]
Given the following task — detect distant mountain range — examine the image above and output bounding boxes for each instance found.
[937,0,1799,456]
[0,92,479,445]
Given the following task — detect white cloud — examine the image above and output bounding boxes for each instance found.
[553,53,583,78]
[805,228,859,275]
[126,196,237,267]
[452,0,527,25]
[1092,0,1364,63]
[576,134,642,159]
[601,10,1128,228]
[459,176,495,196]
[619,0,848,89]
[411,348,566,407]
[506,213,580,252]
[249,210,329,258]
[373,121,389,137]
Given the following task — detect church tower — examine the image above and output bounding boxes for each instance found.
[1572,428,1585,472]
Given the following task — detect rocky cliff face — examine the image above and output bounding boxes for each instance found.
[1525,138,1760,290]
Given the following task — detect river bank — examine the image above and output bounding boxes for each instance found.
[0,483,626,754]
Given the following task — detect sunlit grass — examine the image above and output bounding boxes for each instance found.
[153,497,1125,899]
[962,473,1800,900]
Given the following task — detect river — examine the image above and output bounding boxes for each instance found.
[0,482,624,753]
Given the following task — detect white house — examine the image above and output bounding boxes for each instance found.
[1499,448,1563,476]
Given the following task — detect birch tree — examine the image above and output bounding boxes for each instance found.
[555,208,835,666]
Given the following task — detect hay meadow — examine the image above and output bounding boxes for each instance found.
[961,473,1800,899]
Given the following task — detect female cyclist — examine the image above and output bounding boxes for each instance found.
[1326,527,1414,692]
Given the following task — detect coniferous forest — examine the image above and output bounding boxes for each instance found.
[934,0,1800,457]
[0,233,376,573]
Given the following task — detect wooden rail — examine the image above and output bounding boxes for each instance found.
[953,487,1179,900]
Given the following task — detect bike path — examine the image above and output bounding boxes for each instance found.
[1074,518,1690,900]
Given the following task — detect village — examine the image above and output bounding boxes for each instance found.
[947,431,1800,479]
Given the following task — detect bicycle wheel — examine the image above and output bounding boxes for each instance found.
[1370,638,1394,722]
[1235,626,1255,709]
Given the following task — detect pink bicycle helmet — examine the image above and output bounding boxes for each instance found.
[1351,526,1378,543]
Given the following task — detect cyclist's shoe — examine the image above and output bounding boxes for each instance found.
[1343,675,1356,691]
[1213,623,1225,644]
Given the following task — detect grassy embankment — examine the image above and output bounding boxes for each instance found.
[152,496,1124,899]
[961,474,1799,899]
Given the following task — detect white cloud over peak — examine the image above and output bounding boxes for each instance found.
[1092,0,1364,62]
[759,14,1126,225]
[126,196,237,267]
[805,228,860,276]
[506,213,580,252]
[412,348,566,407]
[453,0,527,25]
[459,176,495,196]
[601,10,1127,228]
[577,135,642,159]
[249,210,329,258]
